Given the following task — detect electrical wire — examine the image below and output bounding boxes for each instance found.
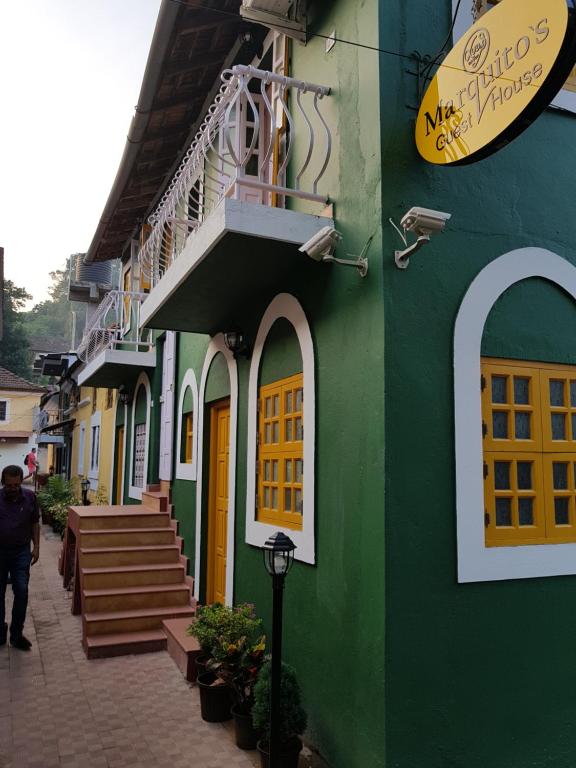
[166,0,542,87]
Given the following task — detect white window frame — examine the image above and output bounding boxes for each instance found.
[245,293,316,565]
[175,368,199,481]
[0,399,9,423]
[77,420,86,476]
[194,336,238,606]
[452,1,576,113]
[108,400,127,505]
[88,412,101,490]
[129,372,151,500]
[455,247,576,582]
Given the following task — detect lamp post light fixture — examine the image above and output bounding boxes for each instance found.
[262,531,296,767]
[223,330,251,359]
[81,477,90,506]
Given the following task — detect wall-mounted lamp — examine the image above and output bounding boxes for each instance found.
[118,386,131,406]
[224,331,251,359]
[81,477,91,506]
[391,207,452,269]
[298,226,371,277]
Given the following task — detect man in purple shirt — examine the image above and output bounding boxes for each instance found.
[0,465,40,651]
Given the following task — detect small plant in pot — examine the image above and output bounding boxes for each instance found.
[212,632,266,749]
[186,603,230,675]
[252,661,307,768]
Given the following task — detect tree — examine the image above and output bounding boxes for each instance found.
[0,280,32,378]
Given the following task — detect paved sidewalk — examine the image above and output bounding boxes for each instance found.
[0,526,259,768]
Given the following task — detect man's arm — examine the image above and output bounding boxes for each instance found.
[31,522,40,564]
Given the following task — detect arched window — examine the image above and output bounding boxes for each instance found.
[129,373,151,500]
[246,293,316,565]
[454,248,576,582]
[176,369,199,481]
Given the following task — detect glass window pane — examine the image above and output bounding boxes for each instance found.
[517,462,532,490]
[284,488,292,512]
[572,413,576,441]
[514,377,530,405]
[295,459,303,482]
[555,497,570,526]
[285,391,293,414]
[265,424,272,443]
[552,413,566,440]
[295,417,303,440]
[518,498,534,526]
[492,412,508,439]
[492,376,507,404]
[265,397,271,417]
[273,395,279,417]
[571,381,576,408]
[264,487,270,507]
[495,498,512,527]
[285,460,292,482]
[553,462,568,490]
[271,488,278,510]
[515,412,530,440]
[294,488,303,513]
[494,462,511,490]
[295,388,303,410]
[264,461,270,481]
[550,380,565,407]
[272,460,278,482]
[272,422,279,443]
[285,420,293,441]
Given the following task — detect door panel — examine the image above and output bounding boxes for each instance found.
[115,426,124,505]
[207,400,230,605]
[159,331,176,480]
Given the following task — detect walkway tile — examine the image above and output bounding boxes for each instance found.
[1,526,258,768]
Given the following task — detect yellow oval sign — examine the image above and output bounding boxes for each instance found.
[416,0,576,165]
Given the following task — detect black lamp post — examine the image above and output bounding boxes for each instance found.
[262,531,296,767]
[81,478,90,506]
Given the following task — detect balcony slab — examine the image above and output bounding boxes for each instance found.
[77,348,156,388]
[139,198,334,334]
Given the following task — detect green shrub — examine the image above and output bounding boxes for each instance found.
[252,661,307,744]
[37,475,79,532]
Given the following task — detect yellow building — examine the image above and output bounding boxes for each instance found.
[0,367,44,473]
[70,386,117,502]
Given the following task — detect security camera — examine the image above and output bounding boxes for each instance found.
[298,226,342,261]
[400,207,451,236]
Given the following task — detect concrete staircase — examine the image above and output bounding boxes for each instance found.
[73,482,196,659]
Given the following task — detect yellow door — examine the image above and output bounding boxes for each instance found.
[115,426,124,505]
[207,400,230,605]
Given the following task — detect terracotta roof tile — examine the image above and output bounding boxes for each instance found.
[0,367,45,393]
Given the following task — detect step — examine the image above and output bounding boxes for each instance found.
[163,617,202,682]
[78,509,171,530]
[83,583,192,613]
[84,605,196,636]
[79,545,181,567]
[80,528,175,548]
[84,629,167,660]
[140,491,168,512]
[82,563,186,589]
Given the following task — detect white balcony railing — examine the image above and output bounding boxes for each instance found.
[139,63,332,286]
[76,290,151,364]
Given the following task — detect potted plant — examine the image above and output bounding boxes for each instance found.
[252,661,307,768]
[212,632,266,749]
[188,603,264,724]
[37,475,79,535]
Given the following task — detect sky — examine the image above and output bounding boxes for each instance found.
[0,0,162,307]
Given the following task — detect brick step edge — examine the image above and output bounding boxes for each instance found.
[163,617,201,682]
[84,629,167,660]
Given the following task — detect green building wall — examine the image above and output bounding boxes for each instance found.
[381,2,576,766]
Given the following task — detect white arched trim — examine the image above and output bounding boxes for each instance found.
[128,372,151,500]
[175,369,199,481]
[194,336,238,606]
[108,399,128,504]
[455,248,576,582]
[246,293,316,565]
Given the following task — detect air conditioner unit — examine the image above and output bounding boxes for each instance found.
[242,0,293,14]
[240,0,306,43]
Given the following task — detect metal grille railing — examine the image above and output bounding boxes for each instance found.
[76,290,151,363]
[139,64,332,286]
